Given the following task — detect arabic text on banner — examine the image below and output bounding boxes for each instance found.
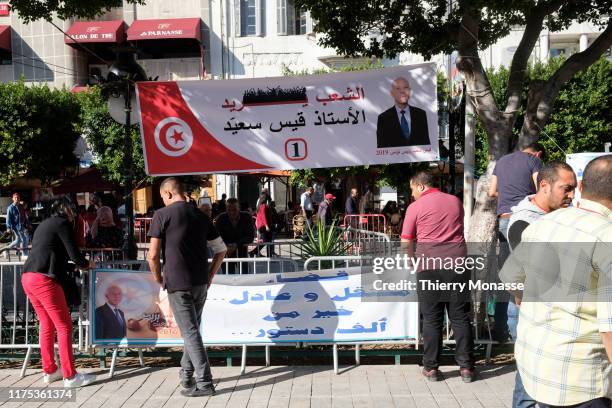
[136,63,439,175]
[90,268,418,346]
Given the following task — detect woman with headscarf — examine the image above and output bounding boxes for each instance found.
[21,197,96,388]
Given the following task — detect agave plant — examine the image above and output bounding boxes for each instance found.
[301,220,350,267]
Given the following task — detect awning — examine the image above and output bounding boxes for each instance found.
[64,20,125,44]
[52,167,120,194]
[127,18,201,42]
[0,25,11,52]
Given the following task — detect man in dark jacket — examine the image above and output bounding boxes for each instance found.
[345,188,359,215]
[376,77,430,148]
[317,193,336,226]
[215,198,256,272]
[95,285,127,340]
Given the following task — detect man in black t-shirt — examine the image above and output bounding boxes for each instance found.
[487,142,544,342]
[147,178,226,398]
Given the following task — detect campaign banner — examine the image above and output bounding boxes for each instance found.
[90,268,417,346]
[203,267,417,343]
[91,269,180,346]
[135,63,439,176]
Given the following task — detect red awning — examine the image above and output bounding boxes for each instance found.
[52,167,120,194]
[64,20,125,44]
[0,25,11,51]
[127,18,201,41]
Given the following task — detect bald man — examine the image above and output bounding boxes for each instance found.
[376,76,430,148]
[95,285,127,339]
[147,177,226,397]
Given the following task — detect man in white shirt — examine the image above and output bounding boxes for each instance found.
[300,187,314,222]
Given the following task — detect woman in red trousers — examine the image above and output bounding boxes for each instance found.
[21,197,96,388]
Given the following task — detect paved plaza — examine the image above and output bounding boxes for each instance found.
[0,364,514,407]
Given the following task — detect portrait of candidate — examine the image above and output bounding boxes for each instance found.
[376,76,430,148]
[95,285,127,339]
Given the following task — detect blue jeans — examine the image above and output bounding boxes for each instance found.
[508,302,536,408]
[494,217,510,340]
[8,229,29,256]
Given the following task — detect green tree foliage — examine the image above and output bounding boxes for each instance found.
[296,0,611,160]
[0,82,81,185]
[474,56,612,175]
[76,87,147,185]
[9,0,144,22]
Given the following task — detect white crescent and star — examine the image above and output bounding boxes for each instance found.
[153,117,194,157]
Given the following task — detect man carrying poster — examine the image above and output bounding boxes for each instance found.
[376,77,430,148]
[95,285,127,339]
[147,177,226,398]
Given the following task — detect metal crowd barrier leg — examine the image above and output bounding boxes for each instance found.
[265,345,270,367]
[355,344,360,365]
[138,349,145,368]
[415,303,420,351]
[20,346,33,378]
[333,344,338,375]
[241,345,247,375]
[108,349,119,378]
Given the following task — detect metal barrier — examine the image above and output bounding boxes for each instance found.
[81,248,125,263]
[245,239,308,260]
[303,255,365,271]
[95,256,300,377]
[302,255,496,374]
[0,247,29,263]
[343,214,386,235]
[344,227,392,257]
[0,261,88,378]
[3,250,497,377]
[134,218,153,244]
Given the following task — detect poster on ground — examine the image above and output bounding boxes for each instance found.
[135,63,439,176]
[90,268,418,346]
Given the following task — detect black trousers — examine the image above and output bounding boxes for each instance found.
[256,227,275,257]
[539,398,611,408]
[418,269,474,370]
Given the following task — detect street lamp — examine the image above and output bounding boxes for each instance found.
[103,46,147,259]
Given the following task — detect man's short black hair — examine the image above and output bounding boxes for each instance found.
[226,198,239,206]
[410,170,435,187]
[524,142,545,153]
[582,154,612,201]
[524,142,546,161]
[536,161,575,187]
[160,177,184,195]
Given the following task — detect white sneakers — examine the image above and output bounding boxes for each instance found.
[63,372,95,388]
[42,369,62,384]
[43,369,95,388]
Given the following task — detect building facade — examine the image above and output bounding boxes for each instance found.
[0,1,605,209]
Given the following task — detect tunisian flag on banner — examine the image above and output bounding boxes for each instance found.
[136,64,439,176]
[136,82,271,176]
